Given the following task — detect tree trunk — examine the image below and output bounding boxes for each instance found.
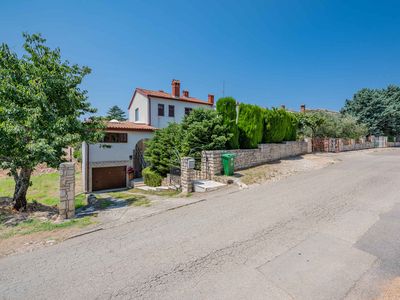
[13,168,32,211]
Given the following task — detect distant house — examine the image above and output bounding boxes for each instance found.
[82,79,214,192]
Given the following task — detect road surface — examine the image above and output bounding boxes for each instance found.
[1,149,400,299]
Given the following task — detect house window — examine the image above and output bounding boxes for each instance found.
[158,104,165,116]
[168,105,175,117]
[135,108,139,121]
[102,133,128,143]
[184,107,193,116]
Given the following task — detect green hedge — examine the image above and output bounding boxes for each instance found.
[238,103,264,148]
[264,108,297,143]
[142,167,162,187]
[216,97,239,149]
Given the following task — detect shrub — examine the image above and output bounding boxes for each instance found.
[264,109,298,143]
[237,103,264,148]
[144,123,184,176]
[142,167,163,187]
[181,108,231,162]
[285,112,298,141]
[216,97,239,149]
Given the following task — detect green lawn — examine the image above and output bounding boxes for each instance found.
[0,172,85,208]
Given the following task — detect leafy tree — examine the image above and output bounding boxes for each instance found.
[297,111,368,139]
[297,112,326,138]
[237,103,264,148]
[106,105,127,121]
[144,123,184,176]
[0,33,104,210]
[342,85,400,136]
[181,108,231,163]
[216,97,239,149]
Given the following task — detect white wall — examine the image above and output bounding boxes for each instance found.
[149,96,212,128]
[128,92,149,124]
[89,131,154,163]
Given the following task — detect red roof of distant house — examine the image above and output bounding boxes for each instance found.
[106,121,156,132]
[128,88,213,109]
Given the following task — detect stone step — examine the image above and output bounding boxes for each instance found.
[193,180,226,193]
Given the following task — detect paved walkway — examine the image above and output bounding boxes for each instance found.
[1,149,400,299]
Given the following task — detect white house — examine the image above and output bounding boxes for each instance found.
[82,79,214,192]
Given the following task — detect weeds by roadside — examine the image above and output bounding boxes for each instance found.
[0,216,93,239]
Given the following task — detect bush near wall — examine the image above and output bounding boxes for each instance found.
[216,97,239,149]
[285,112,298,141]
[181,108,231,163]
[144,123,184,176]
[142,167,163,187]
[238,103,264,149]
[264,108,297,143]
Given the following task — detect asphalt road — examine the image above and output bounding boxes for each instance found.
[1,149,400,299]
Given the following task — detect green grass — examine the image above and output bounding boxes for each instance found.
[0,216,93,239]
[0,172,84,209]
[106,191,151,207]
[74,193,87,209]
[98,199,115,209]
[127,188,181,197]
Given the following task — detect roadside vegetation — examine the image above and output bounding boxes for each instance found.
[342,85,400,139]
[0,216,93,239]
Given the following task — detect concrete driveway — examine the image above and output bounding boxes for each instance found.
[1,149,400,299]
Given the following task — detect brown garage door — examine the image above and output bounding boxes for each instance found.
[92,166,126,191]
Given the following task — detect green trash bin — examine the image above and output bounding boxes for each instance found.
[221,153,236,176]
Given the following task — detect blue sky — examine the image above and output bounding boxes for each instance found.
[1,0,399,114]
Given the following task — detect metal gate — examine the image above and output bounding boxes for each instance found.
[169,166,181,187]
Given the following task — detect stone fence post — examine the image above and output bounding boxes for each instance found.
[181,157,195,194]
[59,162,75,219]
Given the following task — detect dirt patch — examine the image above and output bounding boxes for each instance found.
[376,277,400,300]
[0,197,94,257]
[0,226,87,257]
[237,154,338,185]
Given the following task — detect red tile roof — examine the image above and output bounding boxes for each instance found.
[106,121,156,132]
[128,88,213,109]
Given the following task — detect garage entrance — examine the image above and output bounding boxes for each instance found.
[92,166,126,191]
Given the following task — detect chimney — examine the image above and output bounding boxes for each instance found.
[300,104,306,113]
[171,79,180,97]
[281,105,286,110]
[182,90,189,97]
[208,94,214,105]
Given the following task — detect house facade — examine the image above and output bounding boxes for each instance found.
[82,79,214,192]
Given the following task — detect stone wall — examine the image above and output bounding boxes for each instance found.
[312,136,388,153]
[201,141,308,179]
[59,162,75,219]
[387,142,400,147]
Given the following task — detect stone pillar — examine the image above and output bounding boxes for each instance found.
[59,162,75,219]
[304,138,313,153]
[181,157,195,194]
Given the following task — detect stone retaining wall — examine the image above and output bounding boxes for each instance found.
[201,141,308,179]
[387,142,400,147]
[312,136,388,153]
